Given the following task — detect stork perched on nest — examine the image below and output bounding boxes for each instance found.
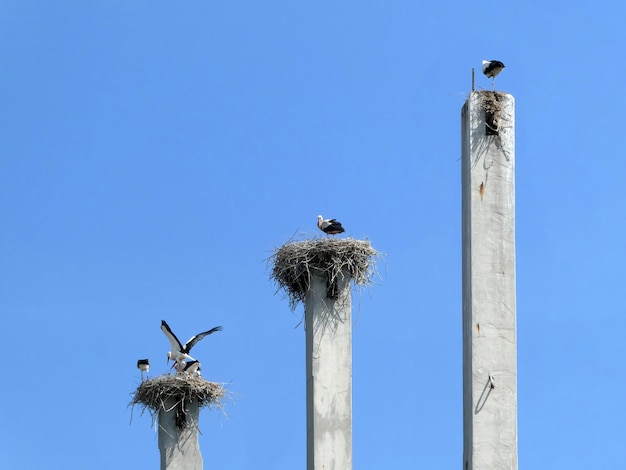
[317,215,345,236]
[161,320,222,372]
[482,60,505,90]
[137,359,150,380]
[180,360,202,376]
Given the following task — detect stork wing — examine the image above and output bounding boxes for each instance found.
[183,360,200,372]
[161,320,184,352]
[183,326,223,352]
[322,219,344,234]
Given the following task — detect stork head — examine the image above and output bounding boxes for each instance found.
[317,215,323,228]
[166,351,173,365]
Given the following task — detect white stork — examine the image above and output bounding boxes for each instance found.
[137,358,150,380]
[482,60,505,90]
[317,215,345,236]
[160,320,222,371]
[180,360,202,376]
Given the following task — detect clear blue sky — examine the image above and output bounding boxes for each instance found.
[2,1,625,468]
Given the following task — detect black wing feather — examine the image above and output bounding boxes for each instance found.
[323,220,345,234]
[183,326,223,353]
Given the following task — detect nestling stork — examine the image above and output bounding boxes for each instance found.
[137,359,150,380]
[160,320,222,371]
[317,215,345,236]
[482,60,505,90]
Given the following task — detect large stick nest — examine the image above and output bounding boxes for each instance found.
[130,375,225,428]
[476,90,506,114]
[473,91,512,137]
[269,238,380,310]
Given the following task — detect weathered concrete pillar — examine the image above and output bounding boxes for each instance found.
[158,399,203,470]
[305,270,352,470]
[461,91,517,469]
[270,238,378,470]
[132,375,224,470]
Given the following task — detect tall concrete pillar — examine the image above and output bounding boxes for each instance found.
[271,238,378,469]
[158,398,203,470]
[305,270,352,470]
[461,91,517,469]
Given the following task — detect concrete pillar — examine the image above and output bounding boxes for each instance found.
[305,270,352,470]
[461,91,517,469]
[158,398,203,470]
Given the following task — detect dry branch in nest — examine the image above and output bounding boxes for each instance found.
[130,374,225,429]
[269,237,380,310]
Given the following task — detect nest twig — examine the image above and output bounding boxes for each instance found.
[130,374,225,428]
[269,237,380,310]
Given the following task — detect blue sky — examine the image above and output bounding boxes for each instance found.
[1,1,625,468]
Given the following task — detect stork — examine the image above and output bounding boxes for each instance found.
[317,215,345,236]
[482,60,505,90]
[137,359,150,380]
[160,320,222,371]
[180,360,202,376]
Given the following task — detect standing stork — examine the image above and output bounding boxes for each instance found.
[317,215,345,236]
[137,359,150,380]
[160,320,222,371]
[482,60,505,91]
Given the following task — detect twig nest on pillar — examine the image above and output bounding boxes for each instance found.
[476,90,505,110]
[477,91,508,119]
[475,91,511,137]
[131,375,225,428]
[270,238,380,310]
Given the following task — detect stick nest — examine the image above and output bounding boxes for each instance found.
[476,90,506,114]
[131,374,225,424]
[269,237,380,310]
